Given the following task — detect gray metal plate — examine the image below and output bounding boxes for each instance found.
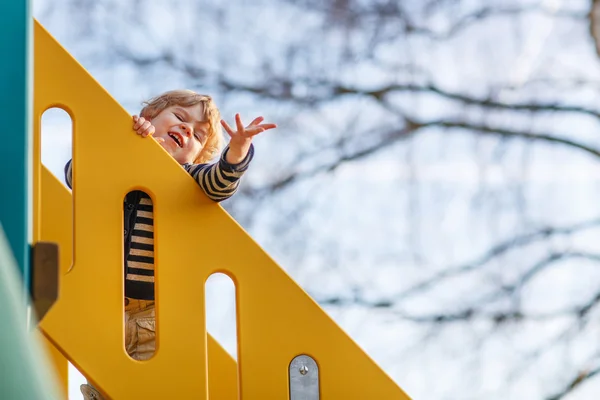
[289,354,319,400]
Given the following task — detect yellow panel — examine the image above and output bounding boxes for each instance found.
[33,113,71,400]
[36,330,68,400]
[39,164,240,398]
[40,167,72,276]
[208,335,238,399]
[34,19,411,399]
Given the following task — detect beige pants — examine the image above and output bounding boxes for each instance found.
[81,298,156,399]
[124,298,156,361]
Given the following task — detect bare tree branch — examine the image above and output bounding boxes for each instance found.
[286,2,585,41]
[351,83,600,119]
[248,118,600,195]
[113,46,600,123]
[220,79,600,121]
[418,119,600,157]
[482,251,600,301]
[395,217,600,299]
[319,289,600,324]
[546,364,600,400]
[414,5,586,41]
[385,253,594,322]
[243,123,418,194]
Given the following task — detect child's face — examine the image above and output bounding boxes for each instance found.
[150,103,210,164]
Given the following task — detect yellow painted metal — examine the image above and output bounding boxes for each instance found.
[37,330,68,399]
[32,62,70,399]
[38,167,71,399]
[34,19,411,399]
[39,164,240,399]
[208,335,238,399]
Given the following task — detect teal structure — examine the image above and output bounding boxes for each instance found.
[0,0,32,285]
[0,1,61,399]
[0,226,60,399]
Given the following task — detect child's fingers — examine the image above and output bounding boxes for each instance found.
[248,116,264,126]
[141,125,155,137]
[257,123,277,131]
[235,113,245,132]
[139,120,152,133]
[136,121,153,136]
[243,127,265,137]
[221,120,234,137]
[242,124,275,137]
[133,116,146,130]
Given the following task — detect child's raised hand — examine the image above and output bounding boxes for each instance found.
[132,115,155,137]
[221,114,276,142]
[221,114,276,164]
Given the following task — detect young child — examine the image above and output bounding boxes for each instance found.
[65,89,276,400]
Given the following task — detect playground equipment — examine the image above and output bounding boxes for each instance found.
[1,4,412,399]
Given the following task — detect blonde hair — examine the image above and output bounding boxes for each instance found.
[140,89,224,164]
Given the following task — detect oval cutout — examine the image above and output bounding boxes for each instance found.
[206,272,239,398]
[123,190,157,361]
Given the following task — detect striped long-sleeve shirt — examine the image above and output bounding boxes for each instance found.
[65,144,254,300]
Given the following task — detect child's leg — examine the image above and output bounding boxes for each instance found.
[80,298,156,399]
[124,298,156,360]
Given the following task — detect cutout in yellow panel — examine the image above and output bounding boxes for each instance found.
[41,107,74,276]
[206,273,239,399]
[206,272,238,359]
[124,190,158,361]
[41,107,72,188]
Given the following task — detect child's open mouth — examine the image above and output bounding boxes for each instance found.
[168,133,183,147]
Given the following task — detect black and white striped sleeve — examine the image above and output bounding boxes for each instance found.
[183,143,254,202]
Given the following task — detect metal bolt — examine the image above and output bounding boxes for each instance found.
[299,365,309,375]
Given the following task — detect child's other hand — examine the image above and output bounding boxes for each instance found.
[221,114,276,164]
[132,115,155,137]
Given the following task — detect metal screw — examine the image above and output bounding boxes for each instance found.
[299,365,309,375]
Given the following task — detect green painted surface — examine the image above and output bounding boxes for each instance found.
[0,225,59,399]
[0,0,32,285]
